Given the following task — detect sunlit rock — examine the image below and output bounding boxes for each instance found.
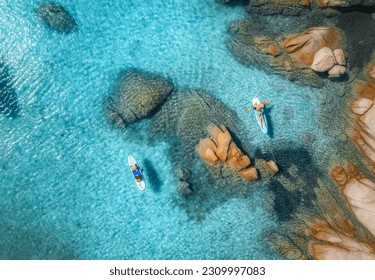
[328,65,346,78]
[311,47,335,72]
[196,124,257,181]
[349,55,375,171]
[239,167,259,180]
[333,49,346,66]
[350,98,373,116]
[283,27,344,67]
[36,2,77,33]
[228,24,345,87]
[332,163,375,237]
[307,214,375,260]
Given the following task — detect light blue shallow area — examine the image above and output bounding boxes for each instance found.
[0,0,328,259]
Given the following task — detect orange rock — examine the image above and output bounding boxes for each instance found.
[367,64,375,80]
[316,0,329,6]
[283,26,343,67]
[328,65,346,78]
[333,49,346,65]
[349,56,375,172]
[267,45,280,56]
[196,124,258,181]
[331,165,348,186]
[331,163,375,237]
[207,123,231,162]
[310,47,335,72]
[265,160,279,174]
[239,167,258,181]
[350,98,373,116]
[306,214,375,260]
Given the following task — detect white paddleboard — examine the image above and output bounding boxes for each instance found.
[252,97,268,135]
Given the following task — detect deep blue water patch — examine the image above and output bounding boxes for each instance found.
[0,61,19,118]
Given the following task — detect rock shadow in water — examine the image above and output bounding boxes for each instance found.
[261,146,321,222]
[0,61,19,118]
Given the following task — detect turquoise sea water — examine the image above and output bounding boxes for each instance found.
[0,0,334,259]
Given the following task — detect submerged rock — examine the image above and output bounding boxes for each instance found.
[316,0,375,7]
[36,2,77,33]
[150,89,238,154]
[249,0,311,16]
[177,181,193,195]
[175,167,192,182]
[105,69,174,128]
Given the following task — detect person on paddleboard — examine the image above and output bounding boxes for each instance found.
[131,165,142,182]
[253,99,269,128]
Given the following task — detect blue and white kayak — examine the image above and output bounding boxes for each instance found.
[252,97,268,135]
[128,155,146,191]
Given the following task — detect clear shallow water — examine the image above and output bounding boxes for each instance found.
[0,0,330,259]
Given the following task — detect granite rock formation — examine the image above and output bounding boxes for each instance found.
[307,214,375,260]
[332,163,375,237]
[196,124,258,181]
[105,69,174,128]
[228,25,346,86]
[36,2,77,33]
[349,55,375,173]
[269,161,375,259]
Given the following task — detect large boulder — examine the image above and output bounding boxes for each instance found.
[196,124,258,181]
[349,55,375,173]
[283,27,344,67]
[36,2,77,33]
[105,69,174,128]
[306,214,375,260]
[331,163,375,237]
[228,24,345,87]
